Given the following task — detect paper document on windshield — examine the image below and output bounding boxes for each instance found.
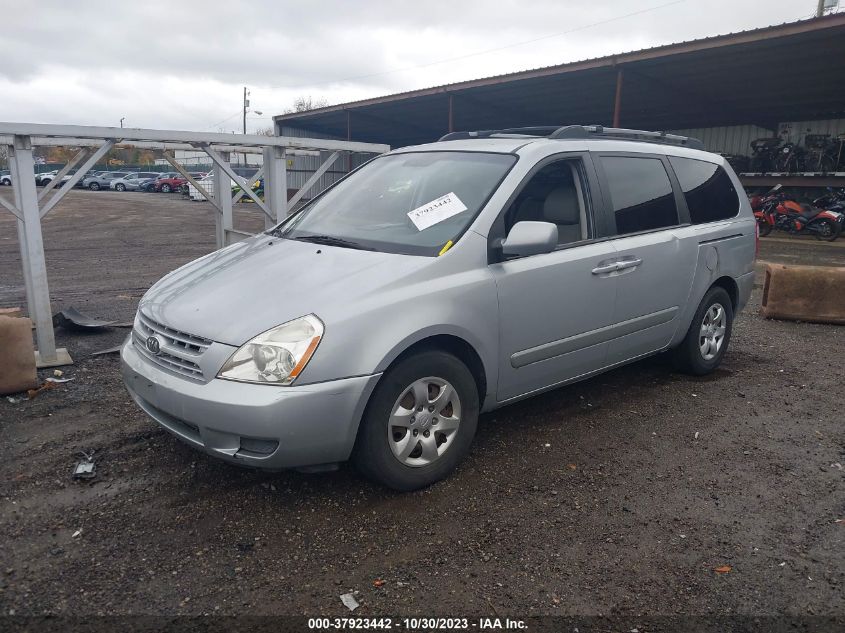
[407,192,468,231]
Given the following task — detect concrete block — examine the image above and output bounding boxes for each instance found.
[760,263,845,325]
[0,315,38,395]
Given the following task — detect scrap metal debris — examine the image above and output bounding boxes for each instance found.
[45,377,75,384]
[90,345,122,357]
[73,451,96,480]
[73,461,96,480]
[53,307,132,331]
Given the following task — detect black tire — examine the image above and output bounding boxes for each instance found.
[352,350,479,491]
[89,181,100,190]
[757,219,772,237]
[115,183,126,191]
[672,286,734,376]
[814,219,840,242]
[160,183,172,193]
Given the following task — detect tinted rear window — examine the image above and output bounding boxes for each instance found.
[669,157,739,224]
[601,156,679,235]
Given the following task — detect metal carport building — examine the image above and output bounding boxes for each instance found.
[274,13,845,156]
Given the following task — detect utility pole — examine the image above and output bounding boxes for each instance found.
[242,86,249,166]
[120,117,125,128]
[817,0,825,16]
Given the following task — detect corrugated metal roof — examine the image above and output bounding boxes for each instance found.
[274,13,845,149]
[275,13,845,121]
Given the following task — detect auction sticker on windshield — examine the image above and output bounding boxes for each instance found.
[407,192,468,231]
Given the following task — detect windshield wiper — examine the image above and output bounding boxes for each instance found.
[290,234,375,251]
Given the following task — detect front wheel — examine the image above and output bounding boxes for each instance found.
[672,286,733,376]
[814,219,840,242]
[115,183,126,192]
[757,219,772,237]
[352,350,479,491]
[89,182,100,191]
[160,183,172,193]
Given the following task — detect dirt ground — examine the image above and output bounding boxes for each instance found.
[0,190,843,619]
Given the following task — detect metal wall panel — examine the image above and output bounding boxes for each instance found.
[667,125,774,155]
[777,119,845,143]
[279,125,379,193]
[670,120,845,156]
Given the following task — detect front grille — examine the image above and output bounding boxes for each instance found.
[133,311,212,381]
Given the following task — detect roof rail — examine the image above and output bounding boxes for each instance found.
[439,124,704,150]
[551,124,705,149]
[439,126,561,141]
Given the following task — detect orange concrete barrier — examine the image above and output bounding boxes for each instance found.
[0,315,38,395]
[760,263,845,325]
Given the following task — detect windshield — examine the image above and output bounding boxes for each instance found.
[273,151,516,256]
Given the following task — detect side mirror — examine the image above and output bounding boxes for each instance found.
[500,221,558,258]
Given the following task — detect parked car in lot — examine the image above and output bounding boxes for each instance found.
[122,124,756,491]
[153,172,205,193]
[140,172,177,192]
[110,172,160,191]
[83,171,134,191]
[0,170,10,186]
[35,170,59,186]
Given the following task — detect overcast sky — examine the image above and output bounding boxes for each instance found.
[0,0,824,133]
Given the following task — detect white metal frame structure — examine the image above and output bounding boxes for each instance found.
[0,122,388,368]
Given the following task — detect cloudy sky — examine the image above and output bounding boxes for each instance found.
[0,0,824,133]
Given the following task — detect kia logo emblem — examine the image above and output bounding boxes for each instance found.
[146,336,162,355]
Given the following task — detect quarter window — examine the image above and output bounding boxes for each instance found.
[669,157,739,224]
[600,156,679,235]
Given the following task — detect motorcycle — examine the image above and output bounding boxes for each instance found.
[774,141,806,173]
[750,184,844,241]
[749,138,782,172]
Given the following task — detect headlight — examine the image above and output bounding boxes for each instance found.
[217,314,323,385]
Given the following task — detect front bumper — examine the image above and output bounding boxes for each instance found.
[121,338,381,469]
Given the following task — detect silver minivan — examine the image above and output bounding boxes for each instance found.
[121,125,756,490]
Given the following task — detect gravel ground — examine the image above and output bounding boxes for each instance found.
[0,190,843,618]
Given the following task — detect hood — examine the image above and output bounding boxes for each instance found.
[140,235,431,345]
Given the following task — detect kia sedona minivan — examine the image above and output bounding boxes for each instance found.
[122,124,756,490]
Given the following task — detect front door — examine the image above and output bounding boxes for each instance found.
[491,156,618,402]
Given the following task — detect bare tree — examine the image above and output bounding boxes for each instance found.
[283,96,329,114]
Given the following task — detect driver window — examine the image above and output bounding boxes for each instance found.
[504,160,588,245]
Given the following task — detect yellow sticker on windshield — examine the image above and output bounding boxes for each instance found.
[438,240,453,256]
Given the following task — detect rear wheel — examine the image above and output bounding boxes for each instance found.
[672,286,733,376]
[814,218,840,242]
[352,350,479,491]
[757,218,772,237]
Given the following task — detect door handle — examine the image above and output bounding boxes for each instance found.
[591,262,619,275]
[615,257,643,270]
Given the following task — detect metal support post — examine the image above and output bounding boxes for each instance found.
[263,146,287,225]
[8,145,35,320]
[613,67,624,128]
[211,150,232,248]
[9,135,71,367]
